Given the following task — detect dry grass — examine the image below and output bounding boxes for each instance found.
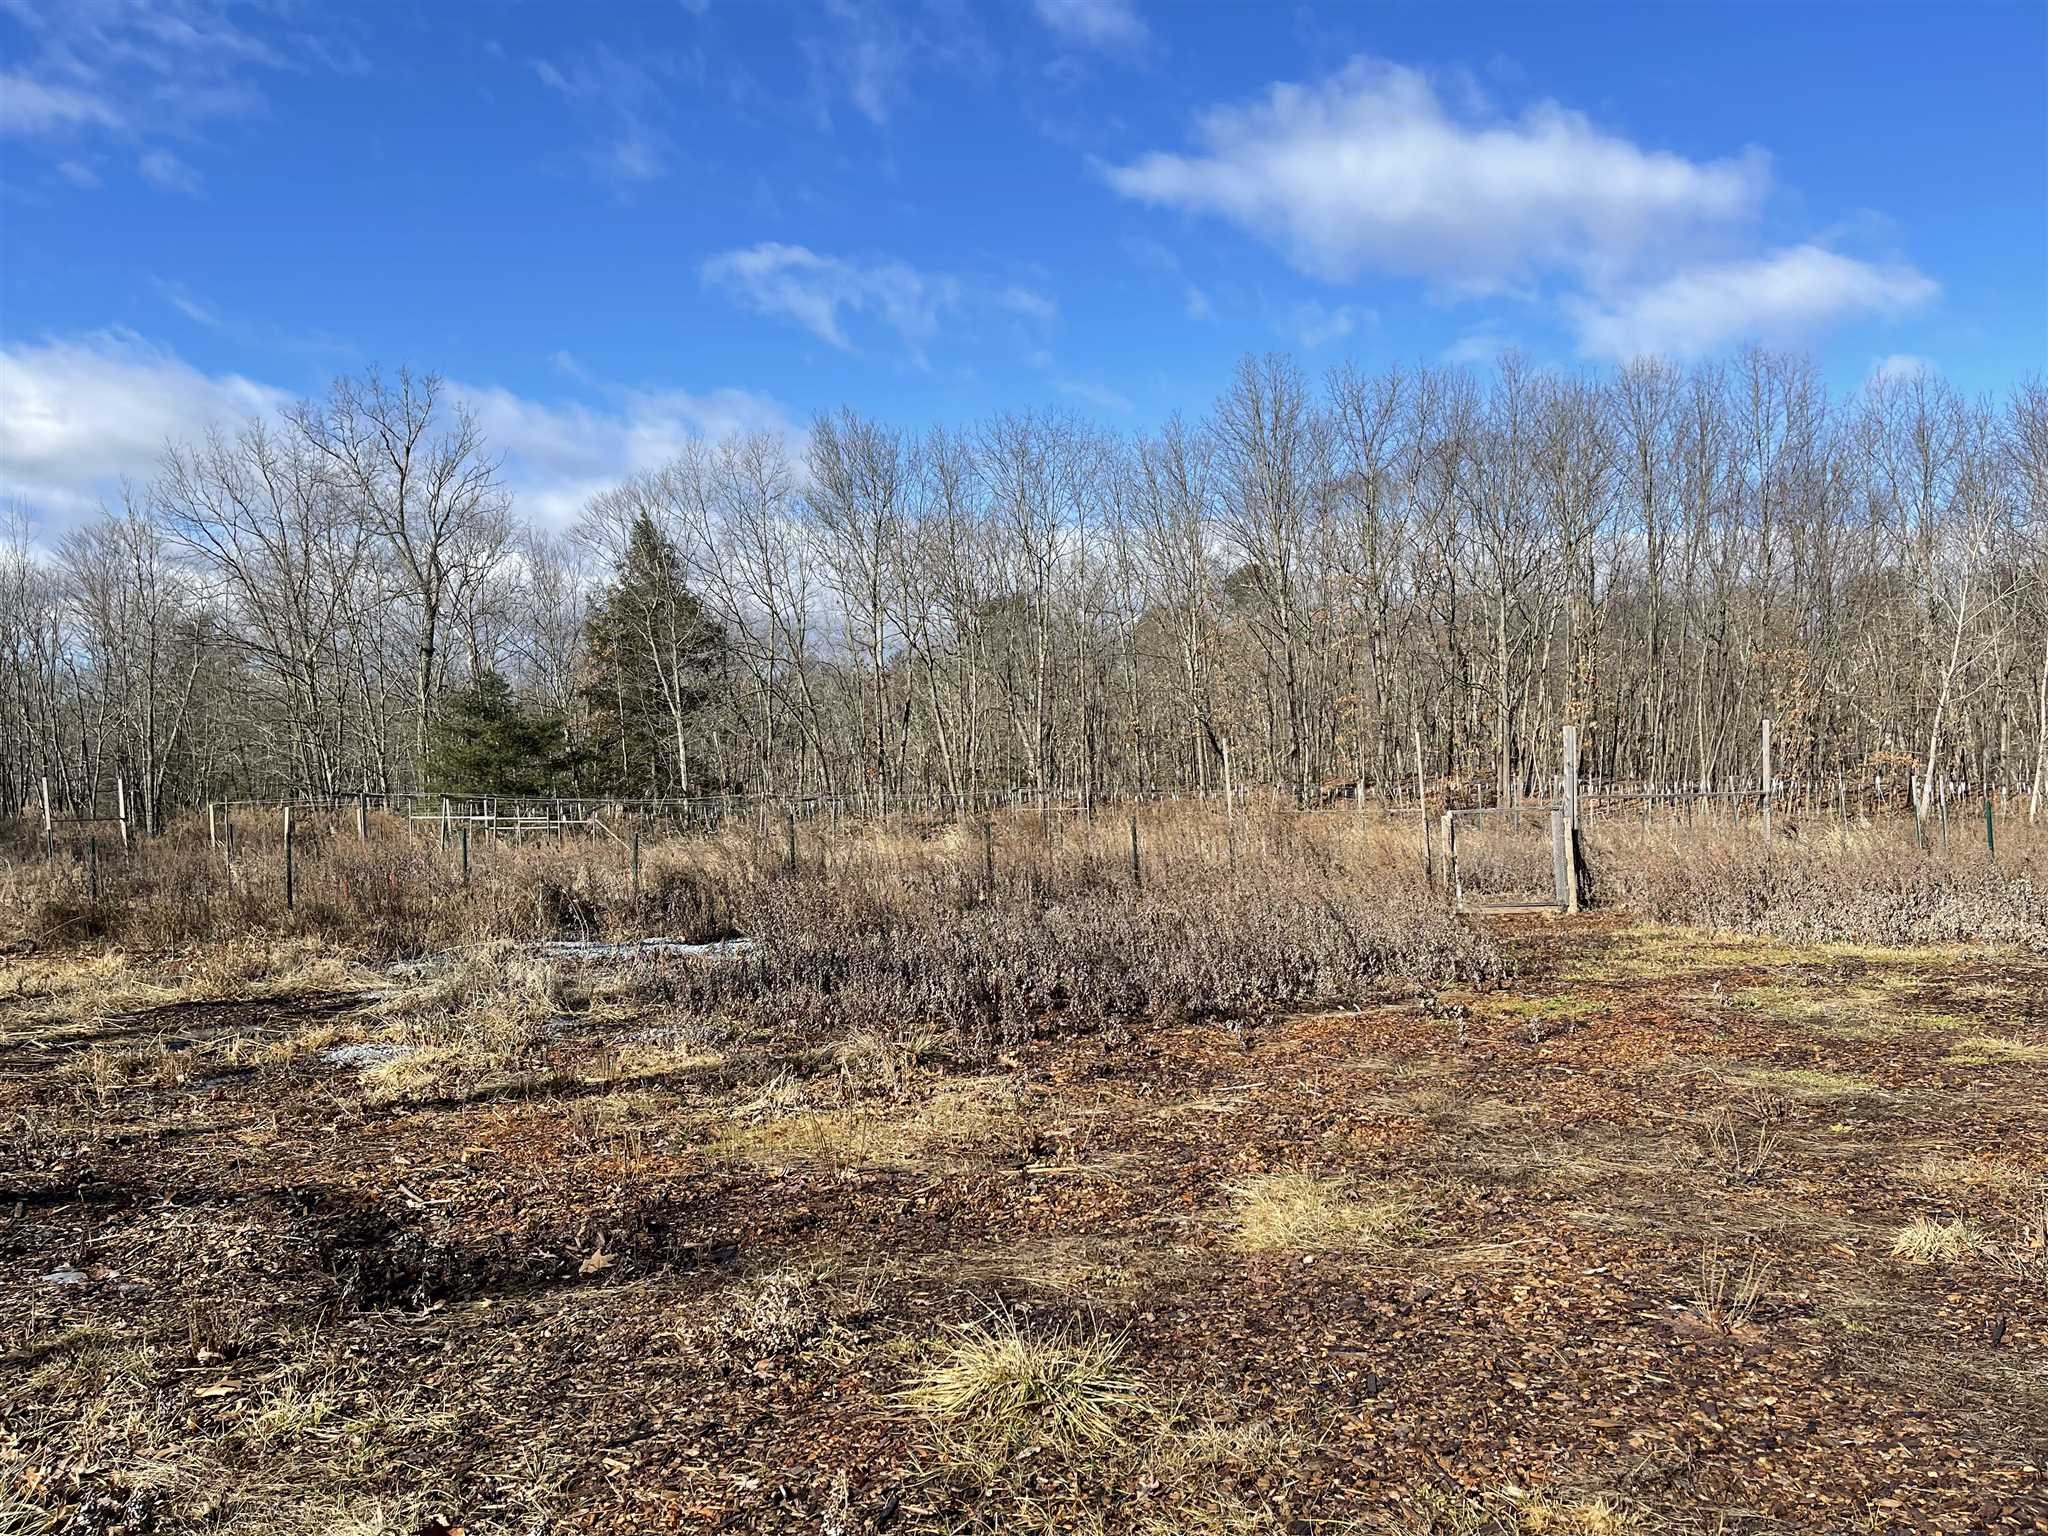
[1691,1242,1775,1333]
[1226,1173,1411,1253]
[1717,1064,1876,1099]
[1693,1105,1780,1184]
[902,1313,1143,1459]
[707,1082,1026,1173]
[1889,1217,1980,1264]
[1946,1032,2048,1065]
[1906,1152,2037,1197]
[1385,1484,1647,1536]
[1598,822,2048,951]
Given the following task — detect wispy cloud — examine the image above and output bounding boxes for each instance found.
[1121,233,1218,324]
[1286,299,1373,349]
[702,243,954,354]
[1055,376,1132,413]
[1570,245,1937,361]
[1033,0,1147,52]
[701,242,1054,362]
[0,72,123,135]
[996,286,1060,323]
[137,148,202,195]
[799,0,991,129]
[1443,329,1515,366]
[0,1,359,189]
[151,277,220,326]
[533,46,695,188]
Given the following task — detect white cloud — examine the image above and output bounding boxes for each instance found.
[1184,285,1213,321]
[456,383,797,529]
[1571,245,1938,361]
[0,72,122,135]
[55,157,101,188]
[1869,352,1937,384]
[700,243,966,358]
[1033,0,1147,51]
[0,330,795,535]
[137,148,203,194]
[1100,56,1767,289]
[1443,330,1515,365]
[0,331,286,526]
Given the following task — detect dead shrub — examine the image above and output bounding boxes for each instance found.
[695,1270,832,1365]
[1600,830,2048,950]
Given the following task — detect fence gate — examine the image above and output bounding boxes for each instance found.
[1440,806,1571,914]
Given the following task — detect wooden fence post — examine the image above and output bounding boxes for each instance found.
[283,805,295,911]
[208,801,218,850]
[357,793,368,843]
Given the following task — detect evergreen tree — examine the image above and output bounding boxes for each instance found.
[581,513,726,795]
[428,669,568,796]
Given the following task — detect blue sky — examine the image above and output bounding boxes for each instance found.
[2,0,2043,528]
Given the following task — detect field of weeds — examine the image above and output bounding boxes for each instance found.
[2,807,2046,1533]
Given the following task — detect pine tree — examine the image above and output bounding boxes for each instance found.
[581,514,726,795]
[428,669,568,797]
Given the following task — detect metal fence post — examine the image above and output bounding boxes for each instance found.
[1563,725,1581,914]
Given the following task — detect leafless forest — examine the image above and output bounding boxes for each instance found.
[9,351,2048,828]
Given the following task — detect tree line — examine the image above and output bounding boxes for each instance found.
[6,350,2047,831]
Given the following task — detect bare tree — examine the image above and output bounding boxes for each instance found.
[288,369,509,780]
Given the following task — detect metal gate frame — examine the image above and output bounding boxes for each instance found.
[1440,806,1569,914]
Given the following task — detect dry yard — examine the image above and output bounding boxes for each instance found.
[3,900,2044,1536]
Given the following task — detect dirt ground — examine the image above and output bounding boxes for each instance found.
[3,916,2045,1534]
